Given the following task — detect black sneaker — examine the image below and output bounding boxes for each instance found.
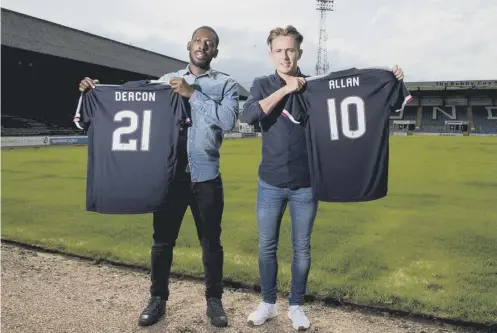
[138,296,166,327]
[206,297,228,327]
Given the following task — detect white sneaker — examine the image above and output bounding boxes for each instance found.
[288,305,310,331]
[247,302,278,326]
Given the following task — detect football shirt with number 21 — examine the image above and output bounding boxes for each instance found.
[74,80,187,214]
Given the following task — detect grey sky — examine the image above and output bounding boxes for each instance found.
[2,0,496,89]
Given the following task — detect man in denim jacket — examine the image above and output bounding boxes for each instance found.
[78,26,239,329]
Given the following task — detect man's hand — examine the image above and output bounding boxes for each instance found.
[79,77,99,92]
[392,65,404,81]
[283,76,307,94]
[169,78,195,98]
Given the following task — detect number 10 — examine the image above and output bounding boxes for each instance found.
[327,96,366,141]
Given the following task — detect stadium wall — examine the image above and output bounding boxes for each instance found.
[1,133,263,148]
[412,132,465,136]
[3,130,494,149]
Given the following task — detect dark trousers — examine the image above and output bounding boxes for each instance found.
[149,171,224,301]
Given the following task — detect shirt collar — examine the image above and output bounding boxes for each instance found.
[184,64,215,78]
[273,67,304,86]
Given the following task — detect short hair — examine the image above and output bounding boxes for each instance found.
[266,25,304,48]
[191,26,220,46]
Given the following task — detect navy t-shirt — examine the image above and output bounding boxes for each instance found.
[75,80,188,214]
[292,67,412,202]
[239,70,311,190]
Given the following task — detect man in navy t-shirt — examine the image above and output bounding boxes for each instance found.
[240,25,405,331]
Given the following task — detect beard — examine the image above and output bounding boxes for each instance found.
[189,52,211,70]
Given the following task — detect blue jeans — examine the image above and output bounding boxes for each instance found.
[256,178,318,305]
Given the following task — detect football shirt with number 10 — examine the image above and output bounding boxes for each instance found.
[298,67,412,202]
[74,80,187,214]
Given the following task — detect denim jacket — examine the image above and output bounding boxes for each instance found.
[158,65,239,182]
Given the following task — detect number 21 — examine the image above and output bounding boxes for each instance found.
[327,96,366,141]
[112,110,152,151]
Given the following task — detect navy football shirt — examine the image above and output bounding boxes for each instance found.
[296,67,412,202]
[73,80,188,214]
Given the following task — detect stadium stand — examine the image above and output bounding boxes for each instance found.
[389,106,417,132]
[1,114,79,136]
[404,80,497,135]
[1,8,249,138]
[418,106,458,133]
[472,106,497,134]
[402,107,418,121]
[1,9,496,140]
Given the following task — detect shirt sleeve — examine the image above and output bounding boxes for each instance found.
[390,79,413,112]
[238,78,268,125]
[284,91,309,125]
[73,90,96,130]
[188,77,239,131]
[157,73,174,82]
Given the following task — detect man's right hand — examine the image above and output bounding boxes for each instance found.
[283,76,306,94]
[79,77,100,92]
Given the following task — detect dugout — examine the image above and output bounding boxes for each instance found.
[1,8,250,135]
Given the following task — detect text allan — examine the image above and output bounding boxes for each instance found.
[329,77,360,90]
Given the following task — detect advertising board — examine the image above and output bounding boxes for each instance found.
[1,136,49,147]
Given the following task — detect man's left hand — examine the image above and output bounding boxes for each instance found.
[169,78,195,98]
[392,65,404,81]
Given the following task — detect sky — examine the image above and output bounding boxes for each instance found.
[2,0,496,89]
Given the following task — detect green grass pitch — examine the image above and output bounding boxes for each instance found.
[2,136,497,324]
